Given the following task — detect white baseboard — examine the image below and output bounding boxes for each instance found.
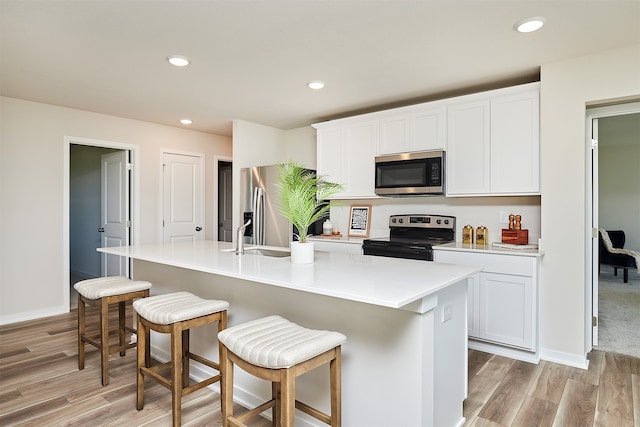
[0,304,70,326]
[539,347,589,369]
[469,340,540,364]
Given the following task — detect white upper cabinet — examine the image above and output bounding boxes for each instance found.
[490,91,540,194]
[314,82,539,199]
[446,83,540,196]
[446,100,491,194]
[378,106,446,155]
[315,119,378,199]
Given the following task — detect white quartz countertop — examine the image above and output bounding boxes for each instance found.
[435,242,544,257]
[99,240,480,310]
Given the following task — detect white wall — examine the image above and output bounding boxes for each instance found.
[539,44,640,365]
[0,97,231,324]
[231,120,316,235]
[329,196,541,244]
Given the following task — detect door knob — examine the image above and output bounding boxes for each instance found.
[195,227,202,231]
[98,227,105,232]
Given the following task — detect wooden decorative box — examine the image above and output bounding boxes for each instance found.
[501,229,529,245]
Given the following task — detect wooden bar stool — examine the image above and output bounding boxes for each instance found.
[218,315,346,427]
[133,291,229,427]
[74,276,152,386]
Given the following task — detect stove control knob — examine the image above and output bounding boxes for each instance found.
[444,219,449,224]
[436,219,441,224]
[399,218,404,223]
[391,218,396,223]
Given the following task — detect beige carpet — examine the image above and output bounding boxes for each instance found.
[596,266,640,358]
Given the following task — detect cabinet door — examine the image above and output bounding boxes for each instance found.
[317,127,344,188]
[379,108,445,155]
[490,91,540,194]
[342,121,378,198]
[467,273,480,338]
[379,115,409,155]
[479,272,533,350]
[410,108,446,152]
[446,101,490,195]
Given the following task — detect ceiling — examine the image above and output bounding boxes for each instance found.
[2,1,639,137]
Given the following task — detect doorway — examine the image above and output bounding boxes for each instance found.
[64,137,139,309]
[217,159,233,242]
[587,103,640,357]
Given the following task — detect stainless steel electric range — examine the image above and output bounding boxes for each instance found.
[362,214,456,261]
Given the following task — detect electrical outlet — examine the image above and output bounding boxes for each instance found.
[442,304,453,322]
[499,211,510,224]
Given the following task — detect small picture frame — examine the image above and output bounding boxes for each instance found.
[348,205,372,238]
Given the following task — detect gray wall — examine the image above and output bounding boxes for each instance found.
[598,113,640,251]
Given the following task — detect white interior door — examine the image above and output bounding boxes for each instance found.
[101,150,130,277]
[163,152,204,243]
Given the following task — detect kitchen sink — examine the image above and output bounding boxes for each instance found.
[222,247,290,258]
[243,248,290,257]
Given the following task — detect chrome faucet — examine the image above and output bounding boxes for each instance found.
[235,219,251,254]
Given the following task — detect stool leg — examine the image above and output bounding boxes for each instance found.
[136,314,146,411]
[182,329,190,387]
[220,344,234,427]
[272,382,281,427]
[100,298,110,386]
[280,368,295,427]
[118,301,126,357]
[171,323,182,427]
[330,348,342,427]
[77,296,86,371]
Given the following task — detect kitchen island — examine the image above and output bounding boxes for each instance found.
[99,240,481,427]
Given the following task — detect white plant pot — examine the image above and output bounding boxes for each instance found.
[290,241,315,264]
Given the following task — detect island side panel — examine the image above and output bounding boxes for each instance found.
[133,259,455,427]
[432,279,468,427]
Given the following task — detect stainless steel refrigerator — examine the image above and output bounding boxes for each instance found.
[240,165,292,247]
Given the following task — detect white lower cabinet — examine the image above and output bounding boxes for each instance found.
[435,249,540,357]
[479,272,533,349]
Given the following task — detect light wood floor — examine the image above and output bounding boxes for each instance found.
[1,307,639,426]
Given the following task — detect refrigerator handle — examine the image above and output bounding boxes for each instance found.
[253,187,265,245]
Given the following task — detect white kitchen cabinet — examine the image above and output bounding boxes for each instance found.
[446,100,491,194]
[434,248,540,356]
[315,119,378,199]
[378,106,446,155]
[479,272,533,349]
[446,83,540,196]
[490,90,540,193]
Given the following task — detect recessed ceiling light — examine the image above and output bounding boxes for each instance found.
[180,119,193,125]
[515,17,545,33]
[167,55,190,67]
[307,81,326,90]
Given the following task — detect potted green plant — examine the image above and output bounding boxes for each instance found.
[276,162,343,263]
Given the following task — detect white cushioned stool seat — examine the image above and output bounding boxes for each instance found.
[134,291,228,427]
[218,315,346,426]
[218,315,346,369]
[133,291,229,324]
[74,276,152,299]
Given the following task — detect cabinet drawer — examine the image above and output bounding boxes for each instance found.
[435,250,535,276]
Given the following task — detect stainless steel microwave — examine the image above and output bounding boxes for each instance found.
[374,150,445,196]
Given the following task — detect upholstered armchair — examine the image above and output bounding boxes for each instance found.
[599,230,636,283]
